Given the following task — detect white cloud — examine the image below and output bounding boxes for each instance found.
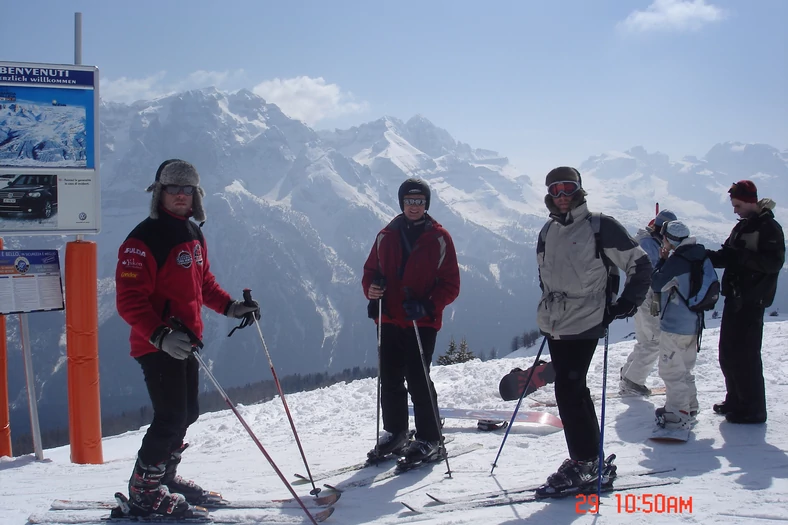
[100,69,250,104]
[100,72,368,125]
[252,76,369,125]
[619,0,727,33]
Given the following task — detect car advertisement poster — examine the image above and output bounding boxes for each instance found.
[0,250,64,314]
[0,62,100,235]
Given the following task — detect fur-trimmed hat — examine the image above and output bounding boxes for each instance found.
[728,180,758,204]
[146,159,206,221]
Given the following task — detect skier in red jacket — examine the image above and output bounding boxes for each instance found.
[115,159,259,518]
[362,178,460,466]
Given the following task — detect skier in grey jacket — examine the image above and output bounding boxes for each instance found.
[535,166,652,496]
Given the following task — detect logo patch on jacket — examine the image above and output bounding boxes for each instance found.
[124,247,146,257]
[121,258,143,269]
[120,271,138,279]
[176,250,193,268]
[193,244,204,266]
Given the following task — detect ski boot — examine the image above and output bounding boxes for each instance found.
[535,454,616,498]
[163,443,223,506]
[127,455,197,518]
[367,430,411,464]
[395,438,444,471]
[619,367,651,396]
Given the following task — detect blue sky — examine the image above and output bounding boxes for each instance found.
[3,0,785,177]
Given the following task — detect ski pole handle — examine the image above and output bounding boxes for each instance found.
[169,316,204,350]
[243,288,255,306]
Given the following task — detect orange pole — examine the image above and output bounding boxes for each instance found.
[65,240,103,464]
[0,237,11,457]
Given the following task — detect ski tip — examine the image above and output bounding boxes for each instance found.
[425,492,445,504]
[314,505,335,522]
[400,501,422,514]
[322,483,342,493]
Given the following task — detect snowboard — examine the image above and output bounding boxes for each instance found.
[530,386,667,407]
[498,360,556,401]
[408,406,563,431]
[649,425,691,443]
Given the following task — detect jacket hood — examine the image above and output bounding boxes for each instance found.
[674,238,705,261]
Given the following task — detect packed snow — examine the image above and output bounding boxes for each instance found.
[1,318,787,524]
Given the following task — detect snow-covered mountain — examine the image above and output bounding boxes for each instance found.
[5,87,787,437]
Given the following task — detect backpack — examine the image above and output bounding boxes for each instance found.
[680,255,720,312]
[539,213,621,299]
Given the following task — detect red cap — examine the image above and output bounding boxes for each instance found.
[728,180,758,204]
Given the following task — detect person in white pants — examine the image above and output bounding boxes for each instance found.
[620,209,677,395]
[651,221,705,430]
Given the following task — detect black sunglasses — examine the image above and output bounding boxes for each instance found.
[164,185,196,196]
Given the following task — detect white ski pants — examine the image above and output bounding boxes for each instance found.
[658,331,699,416]
[621,291,661,385]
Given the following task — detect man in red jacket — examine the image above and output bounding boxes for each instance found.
[362,178,460,466]
[115,159,259,518]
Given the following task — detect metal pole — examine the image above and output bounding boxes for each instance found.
[374,298,382,454]
[190,350,318,525]
[74,13,82,65]
[412,321,452,477]
[490,336,547,474]
[597,328,610,499]
[19,314,43,460]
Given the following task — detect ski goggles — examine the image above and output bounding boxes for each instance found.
[547,180,581,198]
[403,197,427,206]
[163,185,197,196]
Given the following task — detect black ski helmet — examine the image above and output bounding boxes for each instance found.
[398,178,431,211]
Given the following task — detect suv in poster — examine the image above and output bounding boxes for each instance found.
[0,174,58,218]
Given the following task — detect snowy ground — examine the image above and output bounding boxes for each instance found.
[2,319,788,524]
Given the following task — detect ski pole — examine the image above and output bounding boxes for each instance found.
[412,320,452,478]
[375,296,383,455]
[491,336,547,474]
[597,327,610,499]
[168,317,319,525]
[242,289,321,496]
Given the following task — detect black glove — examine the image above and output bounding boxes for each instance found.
[225,299,261,320]
[155,328,192,360]
[604,298,637,326]
[403,299,434,321]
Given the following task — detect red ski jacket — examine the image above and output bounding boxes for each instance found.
[116,208,232,358]
[362,214,460,330]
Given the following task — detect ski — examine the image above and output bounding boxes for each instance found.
[51,491,340,511]
[29,506,335,524]
[293,432,451,484]
[401,477,681,515]
[425,466,676,504]
[323,442,483,492]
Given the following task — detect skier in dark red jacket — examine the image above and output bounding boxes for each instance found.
[115,159,260,518]
[362,178,460,467]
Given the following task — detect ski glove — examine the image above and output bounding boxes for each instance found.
[403,299,435,321]
[603,298,637,326]
[157,329,193,360]
[225,299,261,320]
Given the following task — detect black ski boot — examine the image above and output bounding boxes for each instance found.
[367,430,411,463]
[127,455,195,517]
[162,443,221,506]
[395,438,444,470]
[535,454,616,498]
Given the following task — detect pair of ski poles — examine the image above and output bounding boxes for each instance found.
[170,287,321,525]
[490,330,611,500]
[372,283,452,477]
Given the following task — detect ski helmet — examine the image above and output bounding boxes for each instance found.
[398,178,431,211]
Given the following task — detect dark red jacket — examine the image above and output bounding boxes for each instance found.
[362,214,460,329]
[116,208,232,358]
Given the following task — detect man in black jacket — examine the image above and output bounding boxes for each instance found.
[707,180,785,424]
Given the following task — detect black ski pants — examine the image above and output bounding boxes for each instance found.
[379,323,441,442]
[136,351,200,466]
[548,337,600,462]
[719,300,767,417]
